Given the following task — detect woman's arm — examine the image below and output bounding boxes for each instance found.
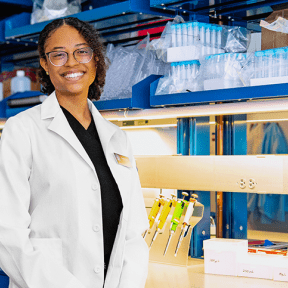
[0,116,86,288]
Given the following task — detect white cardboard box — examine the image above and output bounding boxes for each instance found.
[273,257,288,282]
[250,75,288,86]
[167,46,200,62]
[204,238,248,276]
[237,254,274,280]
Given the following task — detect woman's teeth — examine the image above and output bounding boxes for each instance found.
[64,72,84,79]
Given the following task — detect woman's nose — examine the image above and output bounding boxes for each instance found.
[65,53,79,67]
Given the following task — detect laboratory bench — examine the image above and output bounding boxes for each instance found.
[145,230,288,288]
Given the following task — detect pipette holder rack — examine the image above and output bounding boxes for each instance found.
[145,202,203,266]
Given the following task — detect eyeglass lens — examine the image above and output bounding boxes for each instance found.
[48,47,93,66]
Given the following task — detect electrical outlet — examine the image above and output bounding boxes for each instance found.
[239,178,246,189]
[249,178,256,189]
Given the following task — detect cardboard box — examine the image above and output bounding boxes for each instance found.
[0,68,41,99]
[273,257,288,282]
[203,238,248,276]
[261,9,288,50]
[237,254,274,280]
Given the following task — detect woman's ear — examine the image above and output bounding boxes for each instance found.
[40,58,48,74]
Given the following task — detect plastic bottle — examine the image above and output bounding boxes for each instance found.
[275,48,286,77]
[182,23,188,47]
[171,25,176,48]
[171,62,176,78]
[211,26,217,54]
[11,70,31,95]
[187,22,193,46]
[193,22,200,41]
[216,26,223,53]
[257,51,265,79]
[176,24,182,47]
[263,50,273,78]
[205,24,211,55]
[199,23,206,56]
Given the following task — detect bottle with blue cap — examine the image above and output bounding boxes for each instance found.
[193,22,200,42]
[216,26,223,53]
[264,49,274,78]
[199,23,206,56]
[182,23,188,47]
[176,24,182,47]
[171,24,176,48]
[187,22,193,46]
[275,48,286,77]
[205,24,211,55]
[211,26,217,54]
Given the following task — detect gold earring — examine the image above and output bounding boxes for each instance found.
[46,71,49,75]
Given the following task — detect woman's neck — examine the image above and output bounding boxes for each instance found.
[56,91,92,129]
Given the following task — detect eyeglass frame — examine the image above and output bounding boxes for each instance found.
[45,47,94,67]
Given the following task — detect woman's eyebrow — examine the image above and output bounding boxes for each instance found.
[75,43,88,47]
[51,43,88,50]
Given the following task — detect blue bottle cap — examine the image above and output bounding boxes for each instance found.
[264,50,274,55]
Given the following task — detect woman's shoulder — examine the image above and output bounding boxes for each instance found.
[5,104,42,131]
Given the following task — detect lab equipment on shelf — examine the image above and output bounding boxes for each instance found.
[167,22,225,62]
[155,60,201,95]
[11,71,31,95]
[166,21,250,62]
[144,191,204,265]
[201,52,247,90]
[31,0,81,24]
[240,46,288,87]
[149,194,176,248]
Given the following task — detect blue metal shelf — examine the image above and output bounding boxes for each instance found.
[4,0,175,44]
[94,74,159,111]
[150,77,288,107]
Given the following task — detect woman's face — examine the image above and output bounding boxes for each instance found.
[40,25,97,98]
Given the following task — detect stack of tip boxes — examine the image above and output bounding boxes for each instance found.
[204,238,288,282]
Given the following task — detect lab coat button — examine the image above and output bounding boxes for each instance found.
[93,225,100,232]
[92,184,98,191]
[94,266,101,273]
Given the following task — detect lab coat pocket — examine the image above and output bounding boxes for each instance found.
[8,239,63,288]
[30,238,63,265]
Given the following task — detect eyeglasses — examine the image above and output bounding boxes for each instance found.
[46,47,93,67]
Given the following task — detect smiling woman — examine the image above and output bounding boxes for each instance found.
[38,17,108,101]
[0,16,149,288]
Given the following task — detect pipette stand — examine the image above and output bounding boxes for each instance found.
[145,202,203,267]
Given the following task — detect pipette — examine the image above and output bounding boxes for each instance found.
[163,192,189,256]
[174,194,198,256]
[149,194,176,248]
[143,193,165,239]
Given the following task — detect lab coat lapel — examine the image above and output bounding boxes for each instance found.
[88,99,118,156]
[41,92,95,172]
[88,100,131,212]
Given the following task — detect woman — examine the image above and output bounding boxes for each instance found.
[0,17,149,288]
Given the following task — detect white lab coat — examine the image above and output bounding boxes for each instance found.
[0,91,149,288]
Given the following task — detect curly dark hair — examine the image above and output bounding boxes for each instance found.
[38,17,108,100]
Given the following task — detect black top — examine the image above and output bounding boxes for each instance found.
[60,106,123,279]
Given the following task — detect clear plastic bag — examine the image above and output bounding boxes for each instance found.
[155,60,201,95]
[150,15,185,62]
[150,16,251,62]
[239,47,288,87]
[31,0,82,25]
[260,17,288,33]
[102,36,150,100]
[198,52,247,90]
[223,26,251,53]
